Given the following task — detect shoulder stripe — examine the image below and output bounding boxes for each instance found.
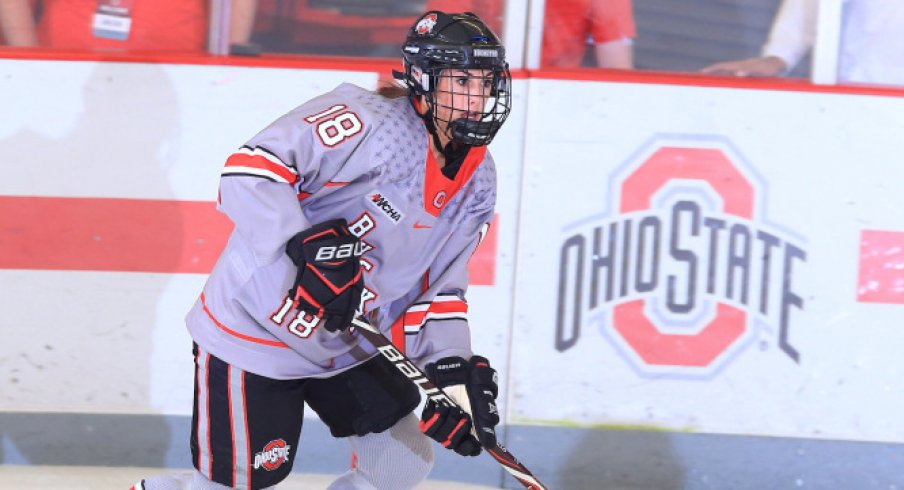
[224,148,298,184]
[220,169,282,182]
[245,145,284,167]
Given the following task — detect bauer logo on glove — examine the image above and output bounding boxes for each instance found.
[310,240,367,262]
[286,219,365,333]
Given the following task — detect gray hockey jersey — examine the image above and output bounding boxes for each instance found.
[186,83,497,380]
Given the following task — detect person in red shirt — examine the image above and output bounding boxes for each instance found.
[0,0,209,52]
[542,0,636,68]
[37,0,208,52]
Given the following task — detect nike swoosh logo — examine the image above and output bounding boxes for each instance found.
[413,221,432,229]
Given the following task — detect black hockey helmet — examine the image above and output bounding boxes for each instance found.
[397,11,512,148]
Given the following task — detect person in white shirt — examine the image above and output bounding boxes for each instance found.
[702,0,904,86]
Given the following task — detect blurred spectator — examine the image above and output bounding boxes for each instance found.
[229,0,261,55]
[1,0,209,52]
[702,0,904,86]
[249,0,420,57]
[307,0,424,17]
[41,0,208,52]
[426,0,504,35]
[0,0,38,46]
[247,0,503,59]
[542,0,636,68]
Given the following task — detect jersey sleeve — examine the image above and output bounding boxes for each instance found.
[217,88,371,266]
[391,211,495,369]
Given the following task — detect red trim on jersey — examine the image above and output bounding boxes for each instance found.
[391,315,406,354]
[324,181,350,187]
[396,295,468,335]
[224,152,298,184]
[423,142,487,217]
[404,300,468,327]
[391,270,430,352]
[200,293,291,348]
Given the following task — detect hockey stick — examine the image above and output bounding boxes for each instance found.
[350,318,549,490]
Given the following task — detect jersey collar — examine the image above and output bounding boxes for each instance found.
[423,138,486,217]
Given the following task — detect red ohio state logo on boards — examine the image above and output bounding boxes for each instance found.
[555,135,809,377]
[253,439,291,471]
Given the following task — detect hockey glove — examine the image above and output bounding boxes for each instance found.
[420,356,500,456]
[286,219,364,333]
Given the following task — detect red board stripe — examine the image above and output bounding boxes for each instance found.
[467,214,498,286]
[0,196,498,285]
[857,229,904,304]
[0,196,232,273]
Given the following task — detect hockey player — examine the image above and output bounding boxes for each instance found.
[135,10,512,490]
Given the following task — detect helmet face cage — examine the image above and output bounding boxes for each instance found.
[420,64,512,147]
[400,11,512,147]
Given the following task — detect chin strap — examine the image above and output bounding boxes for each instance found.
[425,114,470,179]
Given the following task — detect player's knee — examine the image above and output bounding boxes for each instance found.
[392,414,435,476]
[353,414,434,489]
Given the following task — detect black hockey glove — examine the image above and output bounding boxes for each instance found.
[286,219,364,333]
[419,356,500,457]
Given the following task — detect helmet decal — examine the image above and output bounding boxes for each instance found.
[415,13,438,35]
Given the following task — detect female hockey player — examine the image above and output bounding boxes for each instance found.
[136,10,512,490]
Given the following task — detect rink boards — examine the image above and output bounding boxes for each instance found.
[2,57,904,457]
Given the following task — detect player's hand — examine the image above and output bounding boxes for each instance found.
[285,219,364,332]
[419,400,481,456]
[701,56,787,78]
[420,356,500,456]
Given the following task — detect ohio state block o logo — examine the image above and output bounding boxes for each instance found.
[612,146,753,367]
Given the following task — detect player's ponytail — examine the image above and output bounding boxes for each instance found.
[375,83,409,99]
